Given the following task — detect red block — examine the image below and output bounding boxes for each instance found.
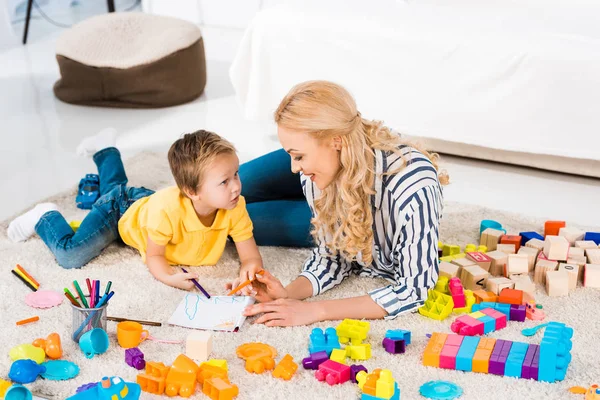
[500,235,522,252]
[544,221,566,237]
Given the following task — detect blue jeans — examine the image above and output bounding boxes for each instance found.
[239,148,313,247]
[35,148,154,269]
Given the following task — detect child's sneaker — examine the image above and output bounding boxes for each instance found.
[76,174,100,209]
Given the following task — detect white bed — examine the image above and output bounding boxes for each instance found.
[230,0,600,177]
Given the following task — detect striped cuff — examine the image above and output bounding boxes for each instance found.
[369,286,425,320]
[300,270,321,296]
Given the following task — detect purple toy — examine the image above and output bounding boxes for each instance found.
[382,337,406,354]
[489,340,512,375]
[125,347,146,370]
[510,304,526,322]
[8,359,46,384]
[76,382,99,393]
[350,364,368,383]
[302,350,329,370]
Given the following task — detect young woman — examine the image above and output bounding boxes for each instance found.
[230,80,448,326]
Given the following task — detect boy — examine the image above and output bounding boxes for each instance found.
[8,129,263,290]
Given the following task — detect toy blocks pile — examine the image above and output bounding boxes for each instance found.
[423,322,573,382]
[418,276,475,320]
[356,369,401,400]
[382,329,411,354]
[451,299,527,336]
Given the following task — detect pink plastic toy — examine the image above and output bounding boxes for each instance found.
[315,360,350,385]
[449,277,466,308]
[25,290,63,309]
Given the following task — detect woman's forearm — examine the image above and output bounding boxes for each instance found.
[315,295,388,321]
[284,276,314,300]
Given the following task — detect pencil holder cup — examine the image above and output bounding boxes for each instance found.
[70,296,107,343]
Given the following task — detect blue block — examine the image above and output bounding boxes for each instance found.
[309,327,341,356]
[385,329,411,345]
[585,232,600,245]
[538,322,573,382]
[505,342,529,378]
[519,231,544,246]
[456,336,480,372]
[495,304,511,319]
[479,316,496,334]
[361,382,400,400]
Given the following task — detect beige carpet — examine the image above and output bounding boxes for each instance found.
[1,152,599,400]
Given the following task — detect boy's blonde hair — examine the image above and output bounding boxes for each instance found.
[275,80,448,264]
[168,130,236,195]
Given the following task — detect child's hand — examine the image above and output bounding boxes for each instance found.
[235,265,264,296]
[166,271,198,291]
[249,270,288,303]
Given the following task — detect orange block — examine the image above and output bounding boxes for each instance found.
[272,354,298,381]
[472,338,496,373]
[137,361,169,395]
[545,221,566,237]
[498,288,523,305]
[500,235,522,252]
[203,377,239,400]
[363,371,381,396]
[423,333,448,367]
[236,343,277,374]
[472,290,497,304]
[165,354,199,398]
[198,363,228,384]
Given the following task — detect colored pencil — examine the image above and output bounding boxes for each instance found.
[16,316,39,326]
[11,270,37,292]
[73,280,89,308]
[227,269,265,296]
[89,282,96,308]
[16,264,40,287]
[63,291,79,307]
[181,268,211,299]
[104,281,112,295]
[12,268,38,290]
[85,278,92,297]
[95,280,100,305]
[64,288,81,307]
[107,316,162,326]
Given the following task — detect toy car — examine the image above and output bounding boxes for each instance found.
[76,174,100,209]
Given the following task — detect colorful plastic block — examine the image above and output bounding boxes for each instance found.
[442,244,461,257]
[480,308,507,330]
[336,319,370,345]
[521,344,539,380]
[510,304,526,322]
[423,333,447,367]
[382,338,405,354]
[315,360,351,385]
[489,339,512,375]
[347,344,372,360]
[434,276,450,294]
[164,354,199,398]
[385,329,411,345]
[418,289,454,320]
[137,361,169,395]
[308,328,341,356]
[350,364,368,383]
[375,370,396,399]
[236,343,277,374]
[197,363,228,385]
[448,277,466,308]
[302,351,329,370]
[478,315,496,334]
[450,315,484,336]
[472,290,497,304]
[538,322,573,382]
[125,347,146,370]
[498,288,524,305]
[202,377,238,400]
[453,289,476,314]
[440,335,463,369]
[361,382,400,400]
[272,354,298,380]
[456,336,480,372]
[356,369,379,394]
[472,338,496,373]
[505,342,529,378]
[330,348,347,364]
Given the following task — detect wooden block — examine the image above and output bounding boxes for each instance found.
[511,275,535,295]
[584,264,600,288]
[186,331,213,361]
[575,240,599,249]
[466,252,492,272]
[486,250,508,276]
[543,236,569,261]
[500,235,522,252]
[505,254,529,277]
[568,247,585,259]
[460,265,490,291]
[451,257,477,269]
[496,244,516,254]
[534,259,558,285]
[545,270,569,296]
[438,261,460,279]
[544,220,565,237]
[525,239,545,251]
[517,246,539,273]
[558,227,585,245]
[586,248,600,264]
[485,277,514,295]
[481,228,504,252]
[558,263,580,290]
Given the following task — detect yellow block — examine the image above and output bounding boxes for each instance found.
[375,370,395,399]
[330,349,347,364]
[205,359,228,371]
[469,311,486,319]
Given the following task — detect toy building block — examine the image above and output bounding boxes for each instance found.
[543,236,570,261]
[501,235,522,252]
[186,331,212,362]
[330,348,347,364]
[569,246,585,259]
[451,314,484,336]
[456,335,480,372]
[460,265,489,291]
[347,344,372,360]
[489,339,512,376]
[534,259,558,285]
[137,361,169,395]
[485,250,508,276]
[538,322,573,382]
[558,263,580,290]
[472,337,496,373]
[526,238,545,251]
[273,354,298,380]
[442,244,461,257]
[575,240,598,249]
[164,354,200,398]
[423,332,448,367]
[453,289,475,314]
[385,329,411,345]
[511,275,535,295]
[434,276,450,294]
[374,369,396,399]
[418,289,454,320]
[521,344,540,380]
[382,338,405,354]
[517,246,539,272]
[302,351,329,370]
[202,377,238,400]
[584,264,600,288]
[197,363,228,385]
[315,360,351,385]
[356,369,379,395]
[558,227,585,245]
[448,277,466,308]
[465,243,488,253]
[544,221,566,237]
[309,327,341,356]
[236,343,277,374]
[510,304,527,322]
[498,288,523,305]
[481,308,507,330]
[496,244,516,254]
[466,252,492,272]
[520,231,544,245]
[350,364,368,383]
[439,261,460,279]
[486,277,514,295]
[587,248,600,264]
[504,341,529,378]
[336,319,370,345]
[481,228,504,251]
[451,257,476,270]
[472,289,497,304]
[125,347,146,370]
[585,232,600,245]
[505,254,529,277]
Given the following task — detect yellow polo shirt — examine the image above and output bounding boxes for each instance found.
[118,186,253,265]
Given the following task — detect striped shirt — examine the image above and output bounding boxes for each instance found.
[299,145,443,319]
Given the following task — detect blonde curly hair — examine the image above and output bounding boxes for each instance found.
[275,80,448,264]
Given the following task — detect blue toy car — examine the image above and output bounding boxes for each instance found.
[76,174,100,209]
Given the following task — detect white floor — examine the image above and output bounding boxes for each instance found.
[2,8,600,229]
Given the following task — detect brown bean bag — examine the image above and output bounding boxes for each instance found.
[54,12,206,108]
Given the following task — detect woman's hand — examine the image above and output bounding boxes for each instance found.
[225,270,287,302]
[243,298,325,327]
[235,264,264,296]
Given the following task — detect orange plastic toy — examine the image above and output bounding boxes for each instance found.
[137,361,170,395]
[197,362,228,385]
[236,343,277,374]
[165,354,199,398]
[32,332,62,359]
[497,288,523,305]
[272,354,298,380]
[203,377,239,400]
[472,290,497,304]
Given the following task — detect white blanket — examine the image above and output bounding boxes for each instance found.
[230,0,600,167]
